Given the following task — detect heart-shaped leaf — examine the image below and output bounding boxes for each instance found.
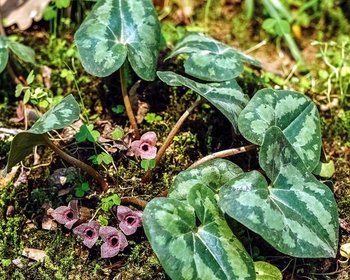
[29,94,80,134]
[157,71,249,132]
[254,261,282,280]
[74,0,160,80]
[0,46,8,73]
[7,40,35,64]
[167,33,260,82]
[6,95,80,171]
[238,88,321,172]
[144,184,255,280]
[169,158,243,202]
[219,166,338,257]
[259,126,306,181]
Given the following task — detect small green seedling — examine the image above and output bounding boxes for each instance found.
[89,153,113,165]
[144,113,162,124]
[101,194,121,212]
[75,124,100,143]
[141,159,156,171]
[112,105,125,114]
[111,127,124,140]
[75,182,90,198]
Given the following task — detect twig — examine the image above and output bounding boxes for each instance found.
[42,134,109,192]
[189,144,258,169]
[121,196,148,209]
[156,96,204,165]
[142,96,204,182]
[120,65,140,139]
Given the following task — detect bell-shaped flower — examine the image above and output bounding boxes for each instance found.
[73,220,100,248]
[117,206,143,236]
[51,200,79,229]
[131,132,157,159]
[99,226,128,258]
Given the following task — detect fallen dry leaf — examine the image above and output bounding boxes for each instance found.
[22,247,48,262]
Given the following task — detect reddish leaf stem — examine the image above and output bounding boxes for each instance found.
[120,65,140,139]
[189,144,258,169]
[43,134,109,192]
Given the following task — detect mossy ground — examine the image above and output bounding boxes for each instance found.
[1,1,350,279]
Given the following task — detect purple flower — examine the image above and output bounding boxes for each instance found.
[51,200,79,229]
[131,132,157,159]
[99,226,128,258]
[117,206,143,236]
[73,220,100,248]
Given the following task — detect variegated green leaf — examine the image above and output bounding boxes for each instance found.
[74,0,160,80]
[144,185,255,280]
[7,40,35,64]
[255,261,282,280]
[167,33,260,82]
[0,37,9,73]
[238,88,321,172]
[169,158,243,202]
[6,95,80,171]
[29,94,80,134]
[219,166,339,258]
[259,126,306,181]
[6,132,46,172]
[157,71,249,132]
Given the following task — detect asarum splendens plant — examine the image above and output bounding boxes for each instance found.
[51,203,141,258]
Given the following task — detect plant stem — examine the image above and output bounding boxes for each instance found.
[42,134,109,192]
[189,144,258,169]
[156,96,204,164]
[120,65,140,139]
[142,96,204,182]
[121,196,148,209]
[0,11,23,85]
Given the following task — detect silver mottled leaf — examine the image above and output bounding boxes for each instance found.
[0,36,9,73]
[7,40,35,64]
[6,95,80,171]
[219,166,339,258]
[144,185,255,280]
[169,158,243,202]
[29,94,80,134]
[74,0,160,80]
[158,71,249,132]
[238,88,321,172]
[167,33,260,82]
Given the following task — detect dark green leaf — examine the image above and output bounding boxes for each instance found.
[169,159,243,202]
[112,104,125,114]
[0,37,9,73]
[238,88,321,172]
[6,133,46,171]
[167,33,260,82]
[158,71,249,133]
[74,0,160,80]
[219,166,339,257]
[6,95,80,171]
[144,185,255,280]
[7,41,35,64]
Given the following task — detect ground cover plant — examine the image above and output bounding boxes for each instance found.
[0,0,350,279]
